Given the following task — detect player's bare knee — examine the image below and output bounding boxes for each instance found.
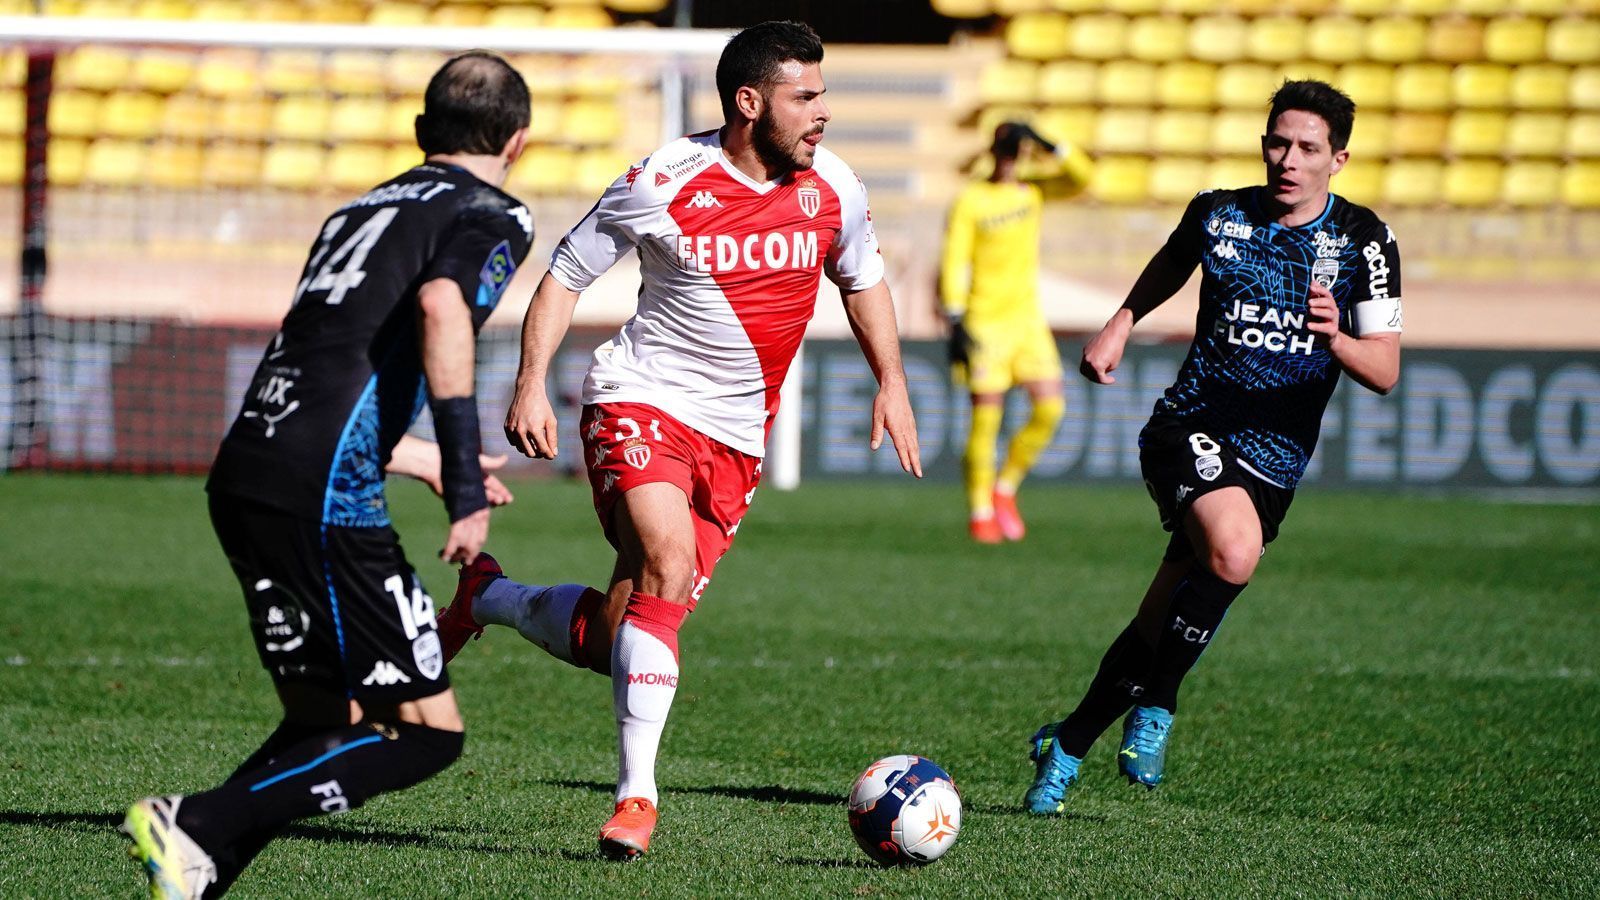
[635,551,695,603]
[1205,542,1259,584]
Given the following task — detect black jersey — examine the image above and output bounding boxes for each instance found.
[208,163,533,526]
[1148,187,1403,489]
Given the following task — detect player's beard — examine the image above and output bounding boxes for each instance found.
[753,107,819,175]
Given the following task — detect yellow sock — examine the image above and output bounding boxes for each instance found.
[998,396,1065,493]
[965,402,1003,518]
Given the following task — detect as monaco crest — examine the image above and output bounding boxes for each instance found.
[798,184,820,218]
[624,443,652,471]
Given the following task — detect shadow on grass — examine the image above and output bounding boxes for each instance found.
[548,778,840,807]
[780,856,882,870]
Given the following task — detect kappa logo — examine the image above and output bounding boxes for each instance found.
[686,190,722,209]
[1195,454,1223,482]
[623,442,652,471]
[602,470,619,493]
[362,661,411,686]
[798,181,821,218]
[1175,484,1194,504]
[1212,240,1239,260]
[585,417,604,442]
[506,205,532,239]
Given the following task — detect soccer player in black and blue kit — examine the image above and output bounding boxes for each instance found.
[120,53,533,896]
[1025,81,1404,814]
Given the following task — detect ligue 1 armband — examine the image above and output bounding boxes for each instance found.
[431,396,488,522]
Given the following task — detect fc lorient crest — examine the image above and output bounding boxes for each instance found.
[798,180,820,218]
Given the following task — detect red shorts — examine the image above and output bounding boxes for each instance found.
[581,402,762,609]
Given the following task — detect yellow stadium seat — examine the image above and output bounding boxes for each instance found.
[0,137,20,185]
[1366,18,1426,64]
[1427,17,1483,64]
[512,145,577,195]
[1149,157,1207,203]
[1216,64,1277,109]
[386,51,444,95]
[931,0,993,15]
[1068,15,1131,61]
[1189,17,1247,64]
[99,90,164,139]
[484,6,545,27]
[1569,114,1600,158]
[1093,108,1154,154]
[271,95,331,142]
[1338,63,1395,109]
[1006,12,1071,60]
[563,99,623,146]
[328,144,390,191]
[1334,160,1382,205]
[47,91,100,140]
[1048,0,1098,9]
[1157,62,1216,108]
[328,97,389,143]
[367,1,429,25]
[147,141,203,188]
[160,94,212,140]
[1396,0,1450,12]
[1507,112,1566,156]
[1390,112,1448,156]
[386,144,422,177]
[607,0,670,11]
[1510,65,1570,110]
[137,0,195,18]
[78,0,136,15]
[1129,17,1188,63]
[263,143,326,190]
[1575,68,1600,110]
[1447,111,1508,157]
[1452,65,1512,110]
[1382,158,1442,206]
[57,47,133,92]
[262,51,322,94]
[84,139,146,186]
[1207,156,1262,190]
[1,48,23,90]
[1454,0,1510,12]
[527,98,564,143]
[1346,112,1392,158]
[191,0,248,19]
[1306,17,1365,64]
[1549,19,1600,66]
[0,91,20,137]
[1038,61,1097,105]
[131,51,196,94]
[995,0,1051,11]
[201,141,261,187]
[253,0,304,21]
[1210,109,1265,156]
[431,4,488,26]
[1501,161,1560,206]
[1337,0,1393,15]
[1394,64,1453,111]
[327,52,387,95]
[1560,161,1600,207]
[1034,106,1096,148]
[980,59,1040,106]
[1105,0,1162,13]
[1485,18,1546,65]
[1246,17,1307,64]
[1088,155,1150,204]
[1162,0,1216,13]
[48,138,87,187]
[1509,0,1566,12]
[575,150,632,195]
[1277,63,1337,85]
[1152,110,1209,154]
[196,50,260,98]
[546,6,613,28]
[386,99,419,143]
[1096,61,1158,106]
[306,2,366,23]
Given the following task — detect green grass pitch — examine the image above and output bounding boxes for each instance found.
[1,474,1597,897]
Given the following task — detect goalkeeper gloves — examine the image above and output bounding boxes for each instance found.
[947,314,975,367]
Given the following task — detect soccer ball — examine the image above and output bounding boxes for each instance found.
[846,754,962,866]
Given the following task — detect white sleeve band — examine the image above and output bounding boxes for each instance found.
[1353,297,1403,335]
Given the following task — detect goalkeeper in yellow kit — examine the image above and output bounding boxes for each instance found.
[941,122,1092,543]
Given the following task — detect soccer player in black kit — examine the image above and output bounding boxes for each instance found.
[120,52,533,897]
[1025,81,1404,814]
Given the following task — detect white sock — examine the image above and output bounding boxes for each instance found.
[611,620,679,805]
[474,580,585,666]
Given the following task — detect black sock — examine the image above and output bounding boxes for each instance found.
[176,722,464,856]
[1144,565,1247,713]
[204,720,324,896]
[1055,623,1157,759]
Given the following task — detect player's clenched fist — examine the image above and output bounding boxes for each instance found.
[504,380,559,459]
[1305,279,1342,346]
[1080,310,1133,385]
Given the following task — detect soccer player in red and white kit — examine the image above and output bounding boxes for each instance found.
[434,21,922,860]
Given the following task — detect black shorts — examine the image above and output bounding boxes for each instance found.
[208,493,450,705]
[1138,415,1295,562]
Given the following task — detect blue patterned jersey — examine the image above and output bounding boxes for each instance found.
[1148,187,1403,489]
[209,164,533,527]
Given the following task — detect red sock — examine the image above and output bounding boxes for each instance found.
[568,587,612,676]
[620,591,690,661]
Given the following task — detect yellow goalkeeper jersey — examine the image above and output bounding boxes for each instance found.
[940,146,1092,325]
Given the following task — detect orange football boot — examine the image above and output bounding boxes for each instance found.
[969,515,1003,544]
[598,797,658,861]
[993,490,1026,541]
[435,552,501,662]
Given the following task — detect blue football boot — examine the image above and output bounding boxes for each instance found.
[1024,723,1081,815]
[1118,706,1174,788]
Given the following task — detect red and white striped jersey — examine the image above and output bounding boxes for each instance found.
[548,130,884,457]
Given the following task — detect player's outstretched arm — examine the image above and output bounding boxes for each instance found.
[1081,243,1196,385]
[1306,279,1401,395]
[385,435,514,507]
[505,272,582,460]
[842,280,923,478]
[419,277,491,565]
